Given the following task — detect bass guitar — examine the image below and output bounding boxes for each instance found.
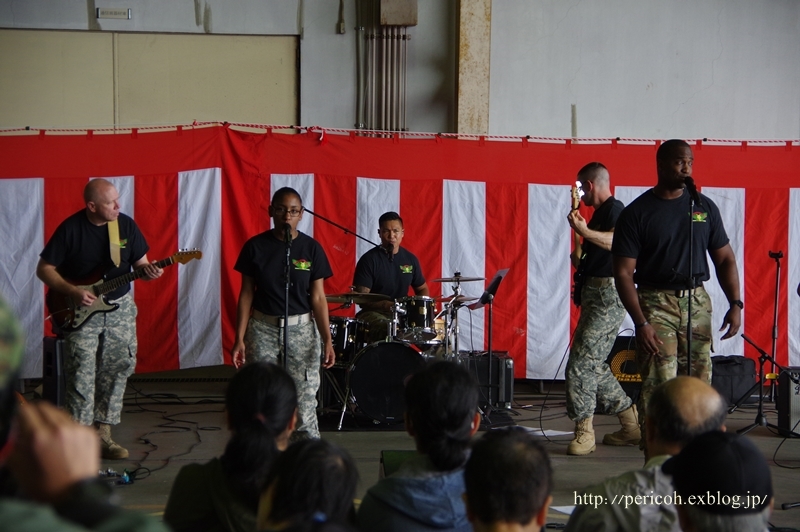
[571,185,586,306]
[46,249,202,332]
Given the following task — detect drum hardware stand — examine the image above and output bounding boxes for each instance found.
[767,250,782,402]
[732,334,800,439]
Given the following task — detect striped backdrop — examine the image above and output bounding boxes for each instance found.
[0,127,798,379]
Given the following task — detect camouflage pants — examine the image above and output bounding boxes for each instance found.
[64,293,137,426]
[356,309,394,345]
[636,287,713,422]
[244,318,322,440]
[566,279,630,421]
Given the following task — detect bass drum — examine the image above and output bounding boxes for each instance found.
[347,342,425,424]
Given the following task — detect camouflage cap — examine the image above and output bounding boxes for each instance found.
[0,293,23,390]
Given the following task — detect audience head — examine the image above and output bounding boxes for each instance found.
[221,362,298,507]
[258,439,359,532]
[404,360,480,471]
[465,427,552,531]
[663,431,773,532]
[645,376,727,458]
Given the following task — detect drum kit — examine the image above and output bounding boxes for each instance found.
[324,274,484,429]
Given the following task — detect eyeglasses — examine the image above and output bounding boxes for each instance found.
[273,206,304,217]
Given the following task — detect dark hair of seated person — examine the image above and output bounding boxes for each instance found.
[259,439,359,531]
[221,361,298,508]
[405,360,480,471]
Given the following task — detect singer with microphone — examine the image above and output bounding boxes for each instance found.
[612,139,742,449]
[232,187,335,441]
[353,211,429,344]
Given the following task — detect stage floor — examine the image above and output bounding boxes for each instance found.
[33,365,800,530]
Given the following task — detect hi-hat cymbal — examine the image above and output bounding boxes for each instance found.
[326,292,391,304]
[430,275,485,283]
[435,294,480,304]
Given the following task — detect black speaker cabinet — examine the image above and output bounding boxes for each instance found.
[42,336,66,407]
[711,355,756,406]
[778,368,800,433]
[459,352,514,409]
[606,336,641,402]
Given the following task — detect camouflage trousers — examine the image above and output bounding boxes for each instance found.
[636,286,713,422]
[244,317,322,440]
[566,279,631,421]
[356,309,394,345]
[64,293,137,426]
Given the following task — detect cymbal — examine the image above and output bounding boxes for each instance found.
[435,295,480,304]
[326,292,391,304]
[430,275,485,283]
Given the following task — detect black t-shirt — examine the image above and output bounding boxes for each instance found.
[581,196,624,278]
[40,210,149,300]
[353,246,425,299]
[234,230,333,316]
[612,188,729,290]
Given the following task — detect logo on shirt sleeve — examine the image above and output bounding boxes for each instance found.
[691,211,708,222]
[400,264,413,274]
[292,259,312,271]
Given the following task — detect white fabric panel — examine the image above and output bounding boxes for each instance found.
[270,174,315,237]
[99,176,135,296]
[527,184,570,380]
[0,178,44,379]
[178,168,223,367]
[703,187,745,355]
[789,189,800,366]
[442,180,485,352]
[609,186,649,337]
[356,177,399,260]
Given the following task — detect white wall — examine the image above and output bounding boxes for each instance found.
[489,0,800,140]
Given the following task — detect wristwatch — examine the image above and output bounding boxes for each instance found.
[730,299,744,309]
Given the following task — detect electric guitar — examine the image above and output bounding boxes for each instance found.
[571,186,586,306]
[46,249,202,332]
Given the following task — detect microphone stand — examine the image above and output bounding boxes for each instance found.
[302,208,380,248]
[283,224,292,370]
[676,181,702,377]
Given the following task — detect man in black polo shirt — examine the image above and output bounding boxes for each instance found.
[612,139,742,437]
[353,211,429,344]
[565,162,639,456]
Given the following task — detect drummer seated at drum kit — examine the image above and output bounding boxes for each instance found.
[352,211,431,345]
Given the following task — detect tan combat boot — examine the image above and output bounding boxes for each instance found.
[567,416,596,456]
[95,422,129,460]
[603,404,642,446]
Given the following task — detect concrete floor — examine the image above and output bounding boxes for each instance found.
[91,366,800,530]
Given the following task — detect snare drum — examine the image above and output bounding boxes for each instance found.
[329,317,367,364]
[347,342,425,424]
[395,296,438,344]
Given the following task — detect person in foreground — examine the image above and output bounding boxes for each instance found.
[36,178,163,459]
[356,360,481,532]
[663,431,773,532]
[565,376,727,532]
[612,139,741,441]
[565,162,638,455]
[232,186,335,441]
[0,293,167,531]
[257,438,359,532]
[464,427,553,532]
[163,362,297,532]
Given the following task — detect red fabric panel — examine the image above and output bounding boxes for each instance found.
[400,179,443,298]
[744,189,789,367]
[134,174,179,373]
[486,182,528,376]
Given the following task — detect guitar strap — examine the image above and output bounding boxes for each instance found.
[108,219,121,267]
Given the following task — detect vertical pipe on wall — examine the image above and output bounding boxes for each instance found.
[355,0,364,129]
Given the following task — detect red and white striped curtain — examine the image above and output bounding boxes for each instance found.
[1,127,798,380]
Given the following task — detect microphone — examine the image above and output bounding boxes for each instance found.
[684,177,703,207]
[383,242,394,262]
[284,223,292,246]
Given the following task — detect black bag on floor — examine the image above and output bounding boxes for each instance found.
[711,355,756,406]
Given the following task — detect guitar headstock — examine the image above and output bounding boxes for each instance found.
[173,249,203,264]
[571,184,584,210]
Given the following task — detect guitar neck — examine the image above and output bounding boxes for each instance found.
[93,257,174,296]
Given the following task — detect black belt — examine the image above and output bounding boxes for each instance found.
[638,284,705,298]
